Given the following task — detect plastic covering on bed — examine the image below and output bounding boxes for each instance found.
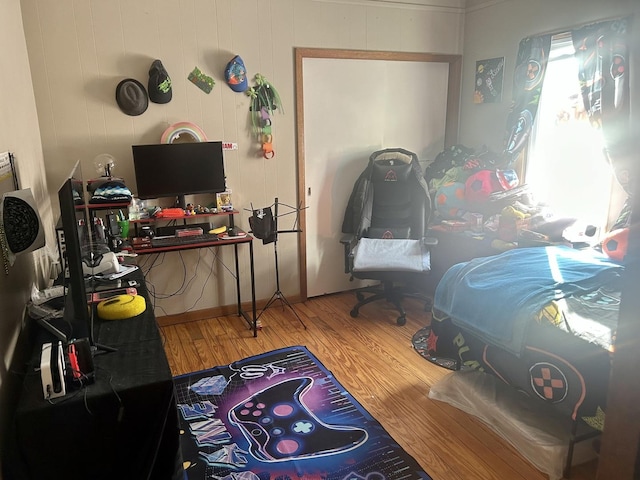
[429,370,597,480]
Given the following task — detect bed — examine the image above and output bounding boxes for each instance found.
[423,245,623,472]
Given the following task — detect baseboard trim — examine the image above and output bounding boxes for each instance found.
[155,295,304,327]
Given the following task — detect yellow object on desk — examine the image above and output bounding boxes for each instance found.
[97,294,146,320]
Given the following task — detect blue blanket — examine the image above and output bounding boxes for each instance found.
[433,245,623,356]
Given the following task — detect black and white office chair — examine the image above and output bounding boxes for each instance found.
[341,148,436,325]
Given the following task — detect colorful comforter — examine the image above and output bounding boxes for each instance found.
[433,245,622,356]
[427,247,623,426]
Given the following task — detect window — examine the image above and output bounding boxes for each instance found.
[526,35,616,243]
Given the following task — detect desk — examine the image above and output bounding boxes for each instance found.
[7,272,182,480]
[134,231,258,336]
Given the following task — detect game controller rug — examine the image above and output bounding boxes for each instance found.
[174,345,433,480]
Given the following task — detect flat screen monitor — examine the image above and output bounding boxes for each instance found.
[132,141,226,208]
[57,161,91,339]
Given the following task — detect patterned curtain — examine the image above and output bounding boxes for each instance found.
[572,16,632,195]
[503,34,552,165]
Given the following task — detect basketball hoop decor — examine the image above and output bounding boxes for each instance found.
[246,74,283,159]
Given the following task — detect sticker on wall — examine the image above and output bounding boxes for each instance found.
[188,67,215,94]
[474,57,504,104]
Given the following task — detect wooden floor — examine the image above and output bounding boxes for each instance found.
[160,291,599,480]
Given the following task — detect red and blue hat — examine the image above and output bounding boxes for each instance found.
[224,55,248,93]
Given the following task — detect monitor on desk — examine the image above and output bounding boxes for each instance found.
[57,161,92,339]
[132,141,226,209]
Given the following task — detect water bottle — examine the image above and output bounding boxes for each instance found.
[129,195,141,220]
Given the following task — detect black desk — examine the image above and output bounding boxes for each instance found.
[7,273,182,480]
[135,231,258,336]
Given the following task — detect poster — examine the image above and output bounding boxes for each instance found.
[474,57,505,104]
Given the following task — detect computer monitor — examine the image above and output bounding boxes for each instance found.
[132,141,226,209]
[57,161,91,340]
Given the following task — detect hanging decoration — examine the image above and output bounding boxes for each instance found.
[246,74,283,159]
[188,66,215,94]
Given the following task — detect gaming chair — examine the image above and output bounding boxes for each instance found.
[341,148,436,325]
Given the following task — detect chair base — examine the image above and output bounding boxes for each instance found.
[349,281,432,326]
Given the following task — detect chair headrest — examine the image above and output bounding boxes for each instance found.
[371,160,412,183]
[372,150,414,165]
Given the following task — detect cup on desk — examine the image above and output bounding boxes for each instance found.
[118,220,130,239]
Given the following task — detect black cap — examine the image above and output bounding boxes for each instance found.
[148,59,172,104]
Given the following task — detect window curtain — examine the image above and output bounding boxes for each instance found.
[503,34,552,164]
[572,16,632,196]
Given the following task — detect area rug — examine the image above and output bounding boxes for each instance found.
[174,345,433,480]
[411,326,458,370]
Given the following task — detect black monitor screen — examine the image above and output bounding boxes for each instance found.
[57,162,90,339]
[132,142,226,205]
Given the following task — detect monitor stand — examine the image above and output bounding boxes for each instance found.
[37,317,68,344]
[85,276,118,355]
[92,342,117,354]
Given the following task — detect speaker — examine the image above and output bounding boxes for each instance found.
[1,188,45,267]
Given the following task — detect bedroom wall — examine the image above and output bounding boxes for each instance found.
[19,0,465,317]
[0,0,54,469]
[461,2,640,476]
[458,0,636,152]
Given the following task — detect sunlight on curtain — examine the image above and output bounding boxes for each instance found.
[527,36,613,241]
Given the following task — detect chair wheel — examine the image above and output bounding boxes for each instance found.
[356,292,365,301]
[396,315,406,326]
[350,309,359,318]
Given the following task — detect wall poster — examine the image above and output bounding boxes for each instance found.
[474,57,505,104]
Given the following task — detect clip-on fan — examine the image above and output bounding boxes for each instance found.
[249,198,306,329]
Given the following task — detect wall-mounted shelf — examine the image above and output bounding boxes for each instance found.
[87,202,131,210]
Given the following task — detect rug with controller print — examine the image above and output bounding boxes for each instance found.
[174,345,432,480]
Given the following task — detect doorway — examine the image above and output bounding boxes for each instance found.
[295,48,462,299]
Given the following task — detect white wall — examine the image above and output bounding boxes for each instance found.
[458,0,635,151]
[0,0,53,466]
[19,0,465,316]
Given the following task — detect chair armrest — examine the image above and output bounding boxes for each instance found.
[340,234,357,273]
[340,234,356,245]
[422,236,438,246]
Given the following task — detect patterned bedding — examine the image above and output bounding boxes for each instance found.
[426,276,621,429]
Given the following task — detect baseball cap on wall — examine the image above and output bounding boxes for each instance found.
[224,55,248,92]
[148,59,172,104]
[115,78,148,116]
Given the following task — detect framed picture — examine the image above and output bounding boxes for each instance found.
[474,57,504,104]
[216,190,233,212]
